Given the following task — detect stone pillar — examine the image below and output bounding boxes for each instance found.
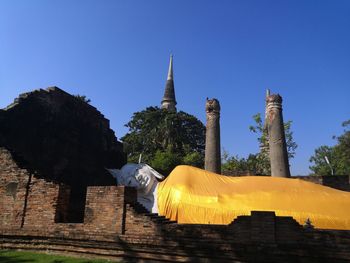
[205,98,221,174]
[266,94,291,177]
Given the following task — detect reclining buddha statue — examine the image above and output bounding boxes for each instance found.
[108,164,350,230]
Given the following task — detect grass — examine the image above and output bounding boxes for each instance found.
[0,250,120,263]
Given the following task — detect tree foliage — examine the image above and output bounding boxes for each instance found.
[221,151,270,175]
[248,113,268,155]
[284,120,298,159]
[150,149,182,175]
[74,95,91,104]
[121,107,205,175]
[309,120,350,175]
[223,112,297,175]
[249,113,297,159]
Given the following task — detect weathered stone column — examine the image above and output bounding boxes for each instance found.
[205,98,221,174]
[266,94,291,177]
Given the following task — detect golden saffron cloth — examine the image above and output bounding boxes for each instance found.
[157,165,350,230]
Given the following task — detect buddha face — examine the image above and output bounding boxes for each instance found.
[107,163,164,195]
[107,163,164,212]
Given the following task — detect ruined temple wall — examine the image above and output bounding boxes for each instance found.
[84,186,133,235]
[0,87,128,222]
[84,185,161,236]
[55,184,71,223]
[228,212,303,244]
[0,87,126,188]
[0,157,162,240]
[0,148,31,228]
[1,163,350,262]
[294,175,350,192]
[0,152,152,240]
[222,168,350,192]
[2,144,350,262]
[0,147,71,230]
[45,186,136,241]
[23,178,63,229]
[124,204,160,236]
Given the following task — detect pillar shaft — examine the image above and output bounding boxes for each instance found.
[266,94,290,177]
[205,98,221,174]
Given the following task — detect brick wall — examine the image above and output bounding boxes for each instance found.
[294,175,350,192]
[22,177,61,229]
[223,167,350,192]
[2,146,350,261]
[0,148,152,239]
[228,211,303,244]
[55,184,70,223]
[0,181,350,261]
[84,186,136,235]
[0,87,127,222]
[0,148,31,228]
[0,148,69,231]
[124,203,161,236]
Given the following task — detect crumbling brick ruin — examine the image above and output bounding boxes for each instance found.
[222,170,350,192]
[1,87,350,262]
[0,87,126,221]
[1,145,350,262]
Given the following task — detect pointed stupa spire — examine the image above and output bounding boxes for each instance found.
[161,54,177,112]
[167,54,173,80]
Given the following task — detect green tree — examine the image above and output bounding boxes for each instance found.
[74,95,91,103]
[183,151,204,168]
[249,113,268,155]
[249,113,297,159]
[284,120,298,159]
[309,120,350,175]
[309,146,335,175]
[223,113,297,175]
[121,107,205,175]
[150,149,182,175]
[222,151,270,175]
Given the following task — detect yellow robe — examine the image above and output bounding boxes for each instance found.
[157,165,350,230]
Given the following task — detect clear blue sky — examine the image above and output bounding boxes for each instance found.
[0,0,349,175]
